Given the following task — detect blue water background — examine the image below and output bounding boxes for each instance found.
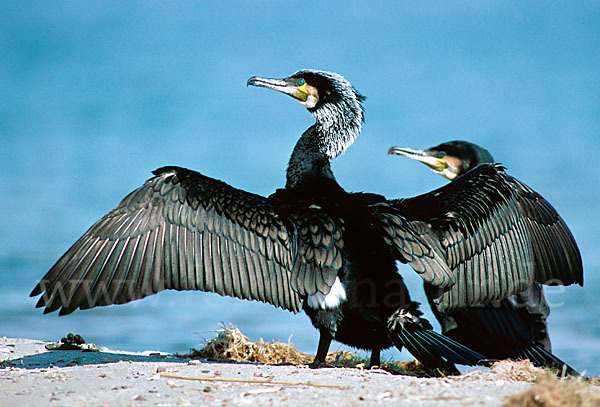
[1,2,599,375]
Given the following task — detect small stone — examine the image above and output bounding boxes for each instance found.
[376,391,392,401]
[243,387,281,396]
[167,380,182,388]
[203,386,212,393]
[156,366,167,373]
[178,397,191,405]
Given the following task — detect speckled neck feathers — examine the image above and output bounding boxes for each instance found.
[286,73,364,188]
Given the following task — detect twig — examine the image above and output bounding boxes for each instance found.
[159,373,350,389]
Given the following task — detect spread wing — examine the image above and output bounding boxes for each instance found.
[363,197,455,288]
[508,176,583,286]
[391,164,581,313]
[31,166,303,315]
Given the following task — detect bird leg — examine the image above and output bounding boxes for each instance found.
[368,349,381,368]
[309,331,333,368]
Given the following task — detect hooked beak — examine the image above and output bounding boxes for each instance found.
[387,146,448,173]
[247,76,309,103]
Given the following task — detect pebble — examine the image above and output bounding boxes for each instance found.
[243,386,282,396]
[376,391,393,401]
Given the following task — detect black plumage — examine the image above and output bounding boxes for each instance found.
[31,70,487,373]
[388,140,583,374]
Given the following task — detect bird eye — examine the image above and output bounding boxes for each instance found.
[297,78,306,86]
[437,152,446,159]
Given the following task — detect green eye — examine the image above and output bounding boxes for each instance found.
[297,78,306,86]
[437,152,446,158]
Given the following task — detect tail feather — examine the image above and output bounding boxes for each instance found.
[518,345,579,376]
[395,330,459,374]
[393,328,488,374]
[387,303,489,374]
[417,329,488,366]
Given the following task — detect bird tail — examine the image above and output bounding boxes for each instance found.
[513,345,579,377]
[388,305,489,375]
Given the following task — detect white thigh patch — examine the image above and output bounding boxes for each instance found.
[306,277,347,309]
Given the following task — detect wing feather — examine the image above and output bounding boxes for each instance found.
[366,202,455,288]
[392,164,579,313]
[509,177,583,286]
[31,166,303,314]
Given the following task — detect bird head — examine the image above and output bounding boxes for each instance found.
[248,69,364,120]
[248,69,365,159]
[388,140,494,180]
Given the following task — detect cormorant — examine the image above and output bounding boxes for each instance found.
[388,140,583,374]
[31,70,488,373]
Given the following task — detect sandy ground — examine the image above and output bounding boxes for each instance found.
[0,336,575,406]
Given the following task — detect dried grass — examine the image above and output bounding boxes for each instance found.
[380,360,438,377]
[184,325,313,365]
[180,325,431,376]
[324,350,366,368]
[455,359,583,384]
[491,359,548,382]
[504,374,600,407]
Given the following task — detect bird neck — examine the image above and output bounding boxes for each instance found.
[286,101,363,189]
[286,128,335,188]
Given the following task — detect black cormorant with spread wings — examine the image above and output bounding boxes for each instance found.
[31,70,489,373]
[388,140,583,374]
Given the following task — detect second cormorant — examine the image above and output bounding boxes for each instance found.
[388,140,583,374]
